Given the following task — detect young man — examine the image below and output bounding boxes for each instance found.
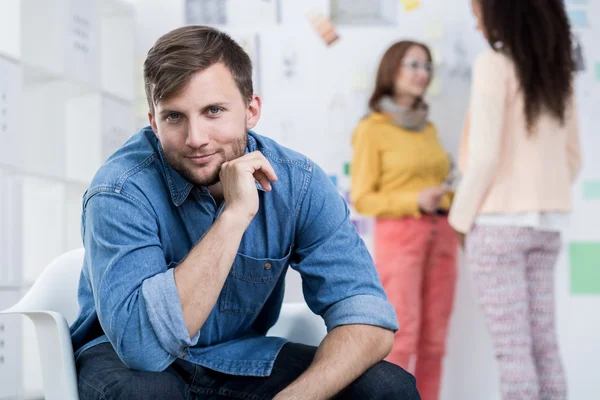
[70,26,419,399]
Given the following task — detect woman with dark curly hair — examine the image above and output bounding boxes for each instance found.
[450,1,581,398]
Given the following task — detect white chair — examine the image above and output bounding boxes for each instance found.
[0,249,327,400]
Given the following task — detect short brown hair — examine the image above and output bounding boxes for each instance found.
[368,41,432,111]
[144,25,253,115]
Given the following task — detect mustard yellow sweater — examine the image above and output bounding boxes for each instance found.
[351,113,452,218]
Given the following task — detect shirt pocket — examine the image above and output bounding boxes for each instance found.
[219,247,292,315]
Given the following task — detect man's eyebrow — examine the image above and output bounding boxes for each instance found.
[201,101,231,109]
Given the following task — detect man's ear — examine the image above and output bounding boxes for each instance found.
[148,111,158,137]
[246,94,262,130]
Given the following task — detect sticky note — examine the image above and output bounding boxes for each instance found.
[401,0,421,12]
[344,162,351,176]
[344,190,352,206]
[583,180,600,200]
[568,10,588,27]
[425,22,444,41]
[350,71,370,91]
[570,242,600,294]
[428,76,443,97]
[432,47,444,66]
[352,219,371,236]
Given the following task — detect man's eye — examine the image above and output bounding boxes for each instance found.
[208,107,221,115]
[166,112,181,121]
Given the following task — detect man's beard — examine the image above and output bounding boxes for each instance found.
[165,134,248,187]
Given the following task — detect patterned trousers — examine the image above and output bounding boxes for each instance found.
[467,225,567,400]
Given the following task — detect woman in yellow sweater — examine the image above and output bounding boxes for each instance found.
[351,41,456,400]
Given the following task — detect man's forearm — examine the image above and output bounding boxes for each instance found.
[174,210,248,338]
[275,325,394,400]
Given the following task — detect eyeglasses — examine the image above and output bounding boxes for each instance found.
[401,59,434,73]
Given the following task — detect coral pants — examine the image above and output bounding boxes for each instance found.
[375,215,457,400]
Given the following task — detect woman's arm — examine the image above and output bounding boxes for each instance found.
[449,51,509,233]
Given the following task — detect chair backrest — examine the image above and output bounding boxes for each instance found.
[18,248,84,325]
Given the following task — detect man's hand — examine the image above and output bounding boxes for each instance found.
[418,187,446,214]
[274,325,394,400]
[220,151,278,225]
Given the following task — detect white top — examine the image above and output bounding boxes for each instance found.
[475,212,569,232]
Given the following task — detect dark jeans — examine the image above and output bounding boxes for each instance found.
[76,342,420,399]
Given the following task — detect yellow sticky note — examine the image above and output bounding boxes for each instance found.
[401,0,421,12]
[425,22,444,41]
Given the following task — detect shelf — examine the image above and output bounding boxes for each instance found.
[21,0,101,90]
[0,57,23,178]
[101,0,136,101]
[0,0,21,60]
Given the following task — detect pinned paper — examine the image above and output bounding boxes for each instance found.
[307,10,340,46]
[344,162,351,176]
[350,71,370,91]
[583,180,600,200]
[425,22,444,41]
[344,190,352,206]
[568,10,588,27]
[570,242,600,294]
[432,47,444,66]
[401,0,421,12]
[428,76,443,97]
[351,218,372,236]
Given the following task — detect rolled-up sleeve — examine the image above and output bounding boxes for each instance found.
[290,162,398,333]
[84,191,200,372]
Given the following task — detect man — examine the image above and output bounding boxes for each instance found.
[70,25,419,399]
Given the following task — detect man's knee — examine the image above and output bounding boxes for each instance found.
[79,369,188,400]
[343,361,421,400]
[77,343,188,400]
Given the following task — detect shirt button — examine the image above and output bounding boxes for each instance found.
[180,352,186,359]
[264,262,272,270]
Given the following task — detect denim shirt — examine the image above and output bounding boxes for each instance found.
[70,127,398,376]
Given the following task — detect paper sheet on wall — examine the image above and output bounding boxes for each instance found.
[583,181,600,200]
[425,22,445,41]
[306,10,340,46]
[401,0,421,12]
[330,0,396,25]
[428,76,443,97]
[432,47,444,66]
[570,242,600,294]
[350,71,370,91]
[568,10,588,28]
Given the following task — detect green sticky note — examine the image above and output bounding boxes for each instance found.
[344,162,351,176]
[570,242,600,295]
[584,180,600,200]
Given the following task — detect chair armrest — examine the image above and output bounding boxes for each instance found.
[0,309,79,400]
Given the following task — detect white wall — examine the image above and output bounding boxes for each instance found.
[130,1,599,399]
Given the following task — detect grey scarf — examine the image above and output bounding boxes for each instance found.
[377,96,429,131]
